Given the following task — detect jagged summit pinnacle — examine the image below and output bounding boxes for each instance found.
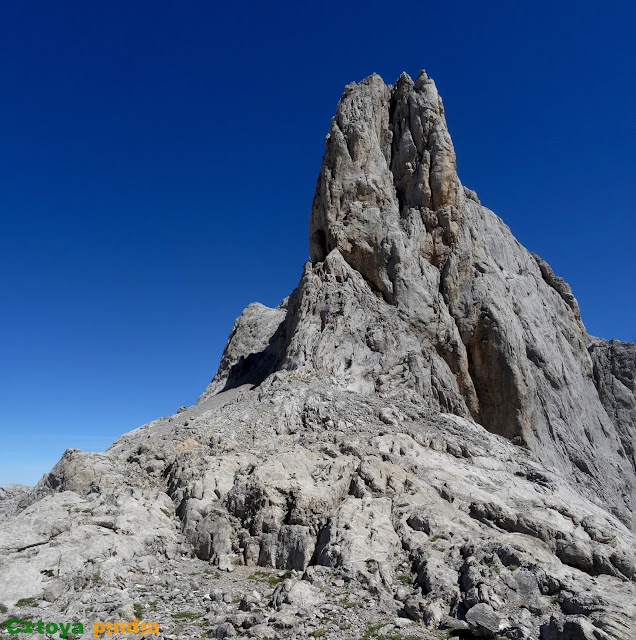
[310,70,458,269]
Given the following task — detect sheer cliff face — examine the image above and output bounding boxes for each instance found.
[209,71,635,523]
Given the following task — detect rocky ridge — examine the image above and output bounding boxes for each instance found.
[1,71,635,640]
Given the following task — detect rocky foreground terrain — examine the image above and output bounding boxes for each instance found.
[1,71,635,640]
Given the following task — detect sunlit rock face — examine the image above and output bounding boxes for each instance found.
[301,71,635,523]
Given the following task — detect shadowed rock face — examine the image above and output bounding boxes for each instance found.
[589,339,636,478]
[2,71,635,640]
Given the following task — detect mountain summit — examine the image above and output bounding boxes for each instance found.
[2,72,635,640]
[208,71,636,524]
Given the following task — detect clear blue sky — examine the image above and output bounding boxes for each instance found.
[1,1,634,485]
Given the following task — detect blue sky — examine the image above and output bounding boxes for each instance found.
[1,0,634,485]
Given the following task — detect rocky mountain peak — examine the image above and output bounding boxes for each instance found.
[1,71,635,640]
[309,70,459,276]
[213,72,636,525]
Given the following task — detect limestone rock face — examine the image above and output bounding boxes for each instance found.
[1,71,635,640]
[301,71,635,524]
